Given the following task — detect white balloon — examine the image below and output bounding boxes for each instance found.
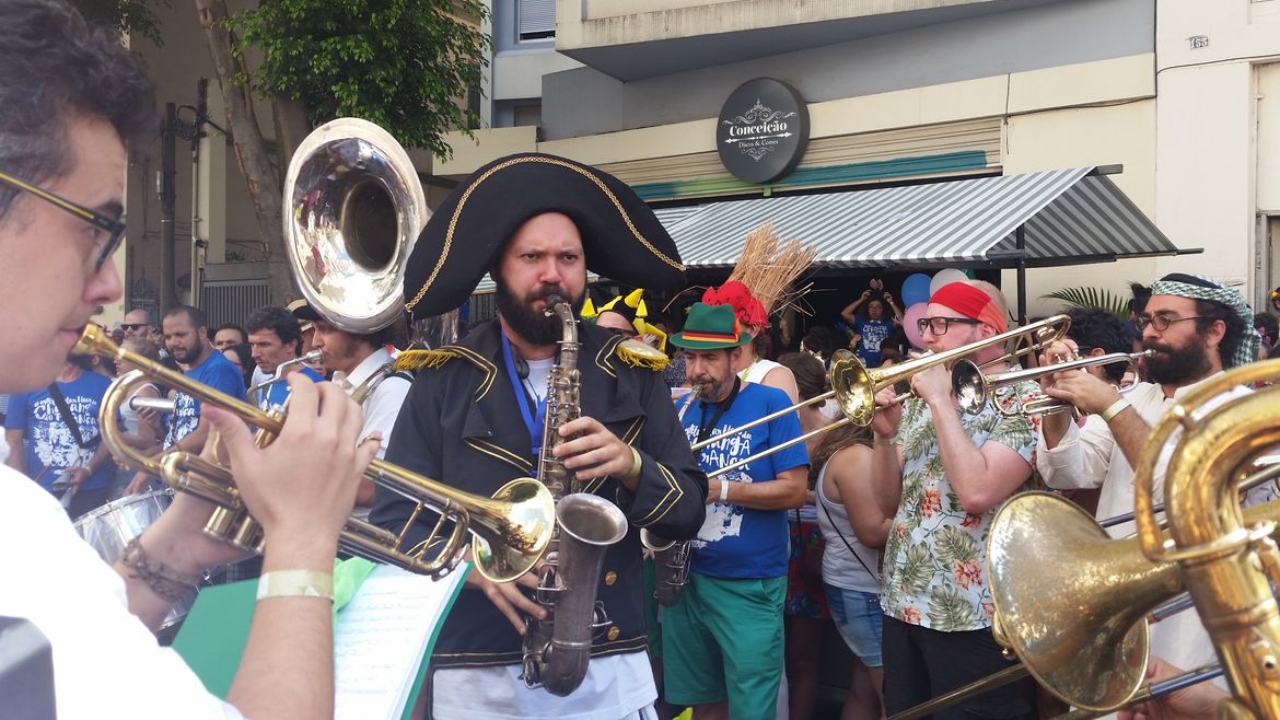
[930,268,969,295]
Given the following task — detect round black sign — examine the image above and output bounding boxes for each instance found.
[716,78,810,185]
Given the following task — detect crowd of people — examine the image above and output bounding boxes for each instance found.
[5,2,1280,719]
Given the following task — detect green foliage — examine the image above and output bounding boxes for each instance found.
[1040,286,1130,318]
[72,0,171,47]
[229,0,491,158]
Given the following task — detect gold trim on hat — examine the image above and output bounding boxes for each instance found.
[405,156,685,314]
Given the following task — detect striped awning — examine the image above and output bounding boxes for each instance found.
[662,167,1188,271]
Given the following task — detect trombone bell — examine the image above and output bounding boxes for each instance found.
[987,492,1172,711]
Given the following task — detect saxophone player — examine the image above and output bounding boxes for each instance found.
[370,154,708,719]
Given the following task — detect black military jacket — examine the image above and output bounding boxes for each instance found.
[371,319,708,668]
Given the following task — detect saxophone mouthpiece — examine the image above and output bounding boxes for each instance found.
[546,294,566,306]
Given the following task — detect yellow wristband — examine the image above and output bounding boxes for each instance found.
[257,570,335,602]
[874,435,898,447]
[622,445,643,482]
[1100,398,1132,423]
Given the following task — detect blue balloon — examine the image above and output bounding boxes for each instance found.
[901,273,933,307]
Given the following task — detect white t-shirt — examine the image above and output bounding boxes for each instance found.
[0,437,241,719]
[431,651,657,720]
[339,348,412,522]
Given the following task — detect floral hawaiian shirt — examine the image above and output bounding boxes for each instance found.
[879,380,1040,632]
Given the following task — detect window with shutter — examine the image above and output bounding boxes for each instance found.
[517,0,555,41]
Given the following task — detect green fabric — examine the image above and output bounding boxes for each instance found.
[661,572,785,719]
[332,556,379,618]
[668,303,753,350]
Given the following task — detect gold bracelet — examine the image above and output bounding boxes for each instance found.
[257,570,335,602]
[621,445,643,482]
[1100,398,1132,423]
[873,435,898,447]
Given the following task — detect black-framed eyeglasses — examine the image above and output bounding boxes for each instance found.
[1135,314,1204,333]
[0,169,126,272]
[120,323,148,331]
[917,316,981,336]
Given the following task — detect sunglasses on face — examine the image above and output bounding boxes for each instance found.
[120,323,148,331]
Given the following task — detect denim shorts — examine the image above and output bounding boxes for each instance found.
[825,583,884,668]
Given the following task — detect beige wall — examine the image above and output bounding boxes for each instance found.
[442,54,1155,175]
[559,0,998,48]
[1000,100,1160,317]
[1153,0,1280,306]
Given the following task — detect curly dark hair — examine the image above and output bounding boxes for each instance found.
[1064,308,1130,383]
[1194,298,1247,369]
[0,0,156,218]
[246,305,304,356]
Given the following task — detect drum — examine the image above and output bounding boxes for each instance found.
[73,489,193,630]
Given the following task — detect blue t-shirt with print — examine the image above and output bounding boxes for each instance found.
[853,316,896,367]
[256,365,324,410]
[166,350,247,448]
[4,372,114,493]
[679,382,808,579]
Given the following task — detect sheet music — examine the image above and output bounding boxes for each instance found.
[334,563,467,720]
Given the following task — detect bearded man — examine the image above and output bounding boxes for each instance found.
[1038,272,1265,684]
[370,154,707,719]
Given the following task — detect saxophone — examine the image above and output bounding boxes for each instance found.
[521,296,630,696]
[641,529,690,606]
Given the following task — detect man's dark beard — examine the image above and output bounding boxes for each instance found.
[171,344,200,365]
[493,274,583,346]
[1143,337,1213,386]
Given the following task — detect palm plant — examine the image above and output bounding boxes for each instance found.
[1040,286,1130,318]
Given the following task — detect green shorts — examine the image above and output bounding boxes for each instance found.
[660,572,786,719]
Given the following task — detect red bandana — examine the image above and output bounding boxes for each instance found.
[929,282,1007,333]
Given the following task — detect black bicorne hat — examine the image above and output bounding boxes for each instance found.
[403,153,687,319]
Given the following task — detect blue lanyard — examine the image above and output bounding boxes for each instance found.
[500,332,548,459]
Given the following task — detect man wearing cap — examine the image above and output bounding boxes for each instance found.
[371,153,707,719]
[1037,272,1270,682]
[868,280,1039,718]
[300,302,410,519]
[662,302,808,720]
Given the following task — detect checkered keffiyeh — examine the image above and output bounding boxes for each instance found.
[1148,273,1258,369]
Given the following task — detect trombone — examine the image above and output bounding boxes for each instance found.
[691,314,1072,477]
[951,350,1152,417]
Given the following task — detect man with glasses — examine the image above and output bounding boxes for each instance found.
[868,280,1039,719]
[1037,273,1265,680]
[121,308,155,340]
[0,2,374,717]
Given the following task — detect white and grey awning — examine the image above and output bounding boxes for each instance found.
[661,167,1191,271]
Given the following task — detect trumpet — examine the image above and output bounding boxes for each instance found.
[692,315,1072,478]
[89,328,554,582]
[951,350,1151,417]
[247,349,324,403]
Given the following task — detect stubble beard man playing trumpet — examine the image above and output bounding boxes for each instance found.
[868,280,1040,720]
[0,2,377,717]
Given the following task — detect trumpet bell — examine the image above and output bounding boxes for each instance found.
[472,477,557,582]
[988,492,1175,711]
[284,117,428,334]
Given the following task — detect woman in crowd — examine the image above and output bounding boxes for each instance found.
[816,418,891,720]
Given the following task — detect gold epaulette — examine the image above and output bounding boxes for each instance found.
[614,339,669,372]
[394,348,457,372]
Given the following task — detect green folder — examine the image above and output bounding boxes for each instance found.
[173,561,470,720]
